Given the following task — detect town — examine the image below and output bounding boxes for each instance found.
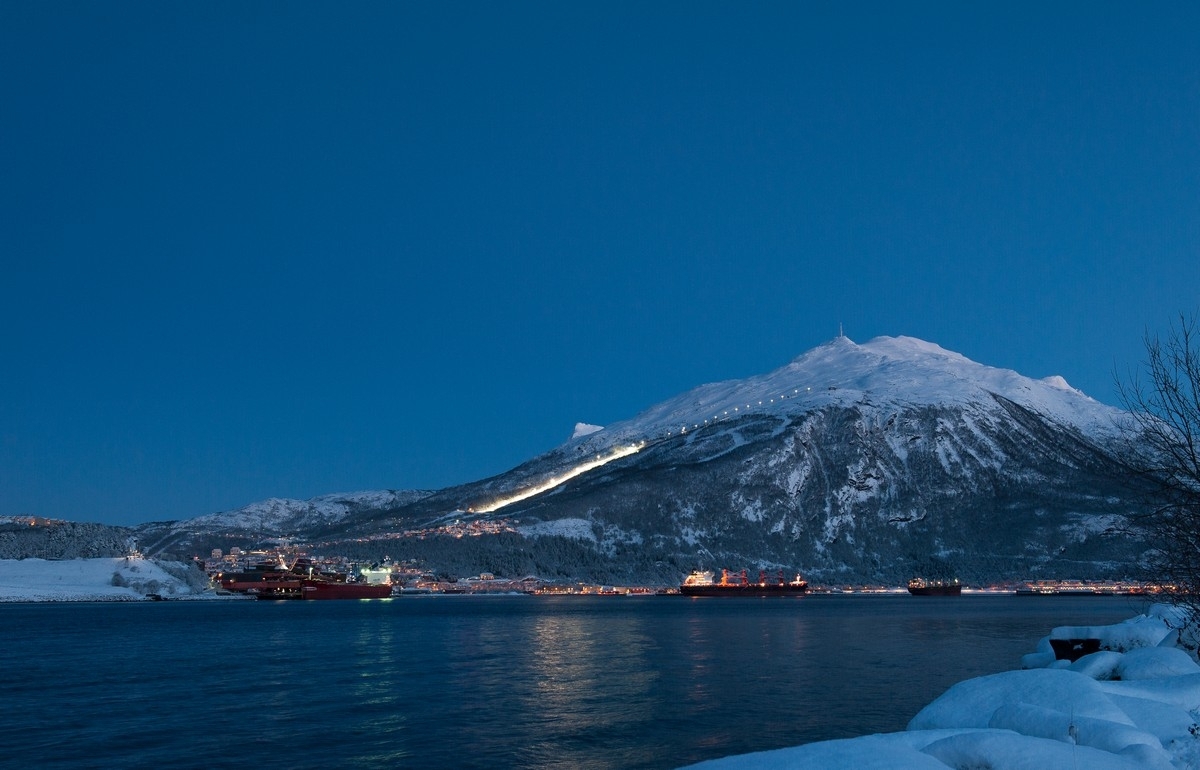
[197,545,1161,599]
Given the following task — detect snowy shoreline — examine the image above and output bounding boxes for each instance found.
[0,557,219,602]
[684,604,1200,769]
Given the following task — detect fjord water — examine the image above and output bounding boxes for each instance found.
[2,595,1140,769]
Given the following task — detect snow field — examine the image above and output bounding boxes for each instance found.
[0,557,212,601]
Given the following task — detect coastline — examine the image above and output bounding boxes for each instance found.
[682,603,1199,769]
[3,560,1187,767]
[0,557,217,602]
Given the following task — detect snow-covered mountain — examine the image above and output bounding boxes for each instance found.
[140,336,1151,584]
[568,334,1128,451]
[135,489,432,556]
[183,489,432,533]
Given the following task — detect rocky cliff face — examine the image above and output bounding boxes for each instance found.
[138,336,1151,584]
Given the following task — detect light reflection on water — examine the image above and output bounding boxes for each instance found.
[0,594,1146,770]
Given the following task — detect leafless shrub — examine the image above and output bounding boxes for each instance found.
[1118,313,1200,613]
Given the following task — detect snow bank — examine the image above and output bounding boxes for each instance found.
[0,557,216,601]
[681,604,1200,769]
[1050,613,1175,652]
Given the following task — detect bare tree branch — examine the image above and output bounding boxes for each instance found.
[1118,313,1200,612]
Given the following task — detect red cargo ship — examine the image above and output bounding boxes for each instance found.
[217,557,392,600]
[253,579,392,600]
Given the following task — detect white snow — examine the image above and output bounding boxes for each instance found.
[570,335,1133,458]
[1041,374,1075,391]
[177,488,429,533]
[680,604,1200,770]
[0,557,217,601]
[571,422,604,439]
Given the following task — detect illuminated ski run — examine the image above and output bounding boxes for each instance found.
[474,443,644,513]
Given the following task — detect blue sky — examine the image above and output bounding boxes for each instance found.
[2,2,1198,526]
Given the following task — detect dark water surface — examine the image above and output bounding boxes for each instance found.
[0,594,1145,769]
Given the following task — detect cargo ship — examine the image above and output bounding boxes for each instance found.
[1014,580,1148,596]
[216,557,392,600]
[680,569,808,597]
[907,578,962,596]
[252,579,393,600]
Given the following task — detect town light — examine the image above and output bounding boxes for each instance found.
[474,444,643,513]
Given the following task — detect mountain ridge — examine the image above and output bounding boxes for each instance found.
[130,335,1149,584]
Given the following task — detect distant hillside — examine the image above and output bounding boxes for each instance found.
[0,517,134,560]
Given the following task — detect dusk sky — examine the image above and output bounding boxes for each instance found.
[3,2,1198,527]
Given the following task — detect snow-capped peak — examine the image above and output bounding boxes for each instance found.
[571,335,1126,450]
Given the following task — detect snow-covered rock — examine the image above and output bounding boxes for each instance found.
[681,730,971,770]
[683,604,1200,769]
[907,669,1136,730]
[1051,614,1175,652]
[1117,647,1200,680]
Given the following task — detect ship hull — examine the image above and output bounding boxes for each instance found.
[907,584,962,596]
[680,584,808,597]
[300,581,392,600]
[254,580,392,600]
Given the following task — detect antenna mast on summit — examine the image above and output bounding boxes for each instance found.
[839,322,844,338]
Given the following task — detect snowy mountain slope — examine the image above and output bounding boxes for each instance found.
[569,335,1129,454]
[181,489,433,533]
[133,489,433,557]
[406,336,1148,582]
[386,335,1135,519]
[139,336,1151,583]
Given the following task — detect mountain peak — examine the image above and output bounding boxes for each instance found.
[576,334,1122,452]
[138,334,1144,588]
[795,334,968,366]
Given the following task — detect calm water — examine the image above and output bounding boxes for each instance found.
[0,594,1145,769]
